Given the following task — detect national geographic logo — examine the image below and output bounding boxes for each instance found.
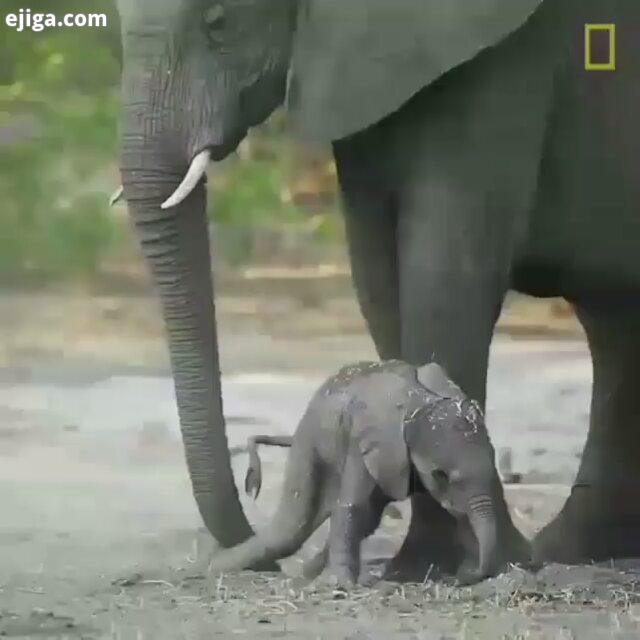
[585,24,616,71]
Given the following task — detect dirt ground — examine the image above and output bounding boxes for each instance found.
[2,293,639,639]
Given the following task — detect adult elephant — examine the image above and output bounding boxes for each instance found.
[115,0,640,571]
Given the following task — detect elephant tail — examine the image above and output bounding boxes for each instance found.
[244,435,293,500]
[210,439,323,574]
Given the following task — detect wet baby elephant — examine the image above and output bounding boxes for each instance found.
[210,361,531,586]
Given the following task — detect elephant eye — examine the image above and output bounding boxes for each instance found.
[432,469,449,487]
[204,4,226,37]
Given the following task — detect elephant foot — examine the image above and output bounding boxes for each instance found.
[316,567,358,591]
[249,559,281,572]
[534,484,640,564]
[542,305,640,564]
[359,567,385,588]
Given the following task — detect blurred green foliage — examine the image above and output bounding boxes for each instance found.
[0,0,340,284]
[0,1,121,282]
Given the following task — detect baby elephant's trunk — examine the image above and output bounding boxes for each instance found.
[468,494,498,578]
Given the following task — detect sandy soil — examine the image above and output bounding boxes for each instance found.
[2,293,639,639]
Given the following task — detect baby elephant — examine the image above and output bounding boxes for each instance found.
[211,360,530,585]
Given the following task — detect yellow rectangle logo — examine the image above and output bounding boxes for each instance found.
[585,24,616,71]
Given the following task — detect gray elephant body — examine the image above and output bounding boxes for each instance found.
[210,361,528,585]
[117,0,640,568]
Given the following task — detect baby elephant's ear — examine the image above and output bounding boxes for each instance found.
[416,363,466,401]
[351,404,409,501]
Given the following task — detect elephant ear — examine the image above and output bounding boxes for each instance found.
[287,0,543,141]
[350,399,410,501]
[416,363,467,401]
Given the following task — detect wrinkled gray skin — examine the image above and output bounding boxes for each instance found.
[209,361,531,586]
[116,0,295,560]
[116,0,640,571]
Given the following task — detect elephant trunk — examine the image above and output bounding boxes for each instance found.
[468,494,499,579]
[119,135,253,549]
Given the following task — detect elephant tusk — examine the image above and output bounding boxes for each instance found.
[109,185,124,206]
[161,149,211,209]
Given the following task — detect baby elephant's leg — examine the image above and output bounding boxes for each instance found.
[302,542,329,580]
[308,496,388,583]
[328,449,385,587]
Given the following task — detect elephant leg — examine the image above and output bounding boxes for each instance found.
[302,495,386,584]
[535,303,640,563]
[333,137,401,360]
[328,499,386,587]
[301,541,329,580]
[308,496,389,584]
[300,489,337,580]
[327,450,385,587]
[385,174,513,579]
[333,14,554,578]
[336,138,469,579]
[379,23,555,576]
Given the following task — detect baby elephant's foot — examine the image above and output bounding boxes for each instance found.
[318,565,359,591]
[250,559,281,572]
[455,556,487,586]
[358,564,386,588]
